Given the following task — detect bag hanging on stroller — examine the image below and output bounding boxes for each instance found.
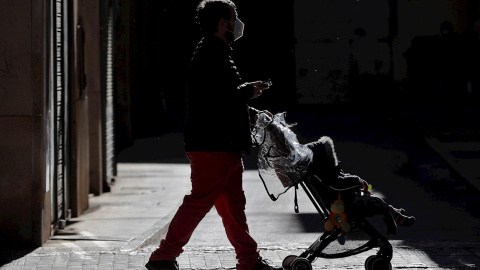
[252,112,413,270]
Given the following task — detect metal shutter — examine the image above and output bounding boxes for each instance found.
[49,0,70,230]
[104,1,117,183]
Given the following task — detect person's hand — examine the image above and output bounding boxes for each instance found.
[250,81,270,98]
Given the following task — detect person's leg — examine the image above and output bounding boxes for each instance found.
[148,152,234,262]
[356,195,398,236]
[359,195,415,236]
[368,197,415,227]
[214,153,259,270]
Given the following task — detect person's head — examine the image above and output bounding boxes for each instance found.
[196,0,242,43]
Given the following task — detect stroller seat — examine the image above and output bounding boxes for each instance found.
[252,112,397,270]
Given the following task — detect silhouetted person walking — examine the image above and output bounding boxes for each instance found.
[145,1,277,270]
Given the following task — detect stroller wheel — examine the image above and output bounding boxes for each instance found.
[282,255,297,269]
[290,257,312,270]
[371,257,392,270]
[365,255,392,270]
[365,255,377,270]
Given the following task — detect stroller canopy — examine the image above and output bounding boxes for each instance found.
[253,112,313,199]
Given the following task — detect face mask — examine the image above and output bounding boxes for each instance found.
[227,18,244,41]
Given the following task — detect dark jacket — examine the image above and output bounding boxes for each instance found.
[184,35,254,153]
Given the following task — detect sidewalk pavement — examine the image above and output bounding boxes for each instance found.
[1,105,480,269]
[2,161,480,269]
[425,138,480,191]
[1,163,193,270]
[403,103,480,193]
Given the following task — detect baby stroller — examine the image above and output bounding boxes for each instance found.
[252,112,407,270]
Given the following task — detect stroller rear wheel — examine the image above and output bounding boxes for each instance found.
[365,255,392,270]
[290,257,312,270]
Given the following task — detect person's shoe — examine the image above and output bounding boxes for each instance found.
[145,259,179,270]
[389,206,415,227]
[251,257,281,270]
[395,214,416,226]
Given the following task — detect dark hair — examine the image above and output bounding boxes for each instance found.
[196,0,236,35]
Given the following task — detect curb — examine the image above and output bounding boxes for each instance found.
[425,137,480,192]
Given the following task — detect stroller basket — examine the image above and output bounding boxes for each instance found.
[252,112,394,270]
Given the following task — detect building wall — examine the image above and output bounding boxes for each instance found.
[113,0,134,153]
[0,0,50,246]
[84,0,105,196]
[294,0,391,104]
[68,0,91,217]
[69,0,106,216]
[294,0,478,105]
[0,0,106,247]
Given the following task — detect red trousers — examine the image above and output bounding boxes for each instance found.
[149,152,259,270]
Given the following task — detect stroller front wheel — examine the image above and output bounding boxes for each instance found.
[290,257,312,270]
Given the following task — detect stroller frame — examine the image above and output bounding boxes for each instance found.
[252,112,394,270]
[287,175,393,270]
[274,174,394,270]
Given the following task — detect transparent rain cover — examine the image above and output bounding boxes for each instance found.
[253,112,313,200]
